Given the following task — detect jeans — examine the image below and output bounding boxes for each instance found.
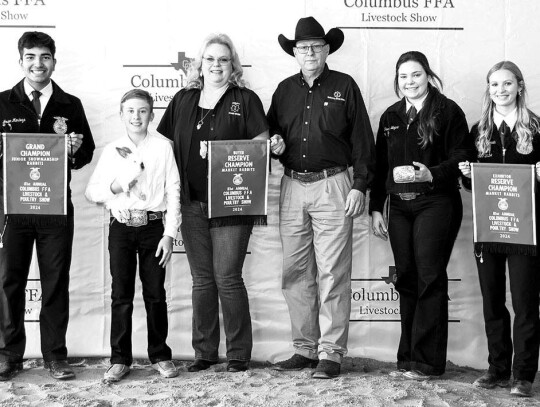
[108,218,172,365]
[388,192,461,375]
[279,171,353,364]
[0,215,73,363]
[181,201,253,362]
[476,252,540,382]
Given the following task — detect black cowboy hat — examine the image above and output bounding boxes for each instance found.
[278,16,344,56]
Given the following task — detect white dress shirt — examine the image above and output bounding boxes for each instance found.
[24,79,53,116]
[85,131,180,238]
[493,107,517,130]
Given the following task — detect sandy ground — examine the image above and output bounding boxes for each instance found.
[1,357,540,407]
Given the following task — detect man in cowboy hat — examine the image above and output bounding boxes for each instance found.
[268,16,374,379]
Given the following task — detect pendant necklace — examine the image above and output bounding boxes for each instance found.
[197,107,212,130]
[196,86,228,130]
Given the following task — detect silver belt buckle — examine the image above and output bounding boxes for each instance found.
[126,209,148,227]
[398,192,419,201]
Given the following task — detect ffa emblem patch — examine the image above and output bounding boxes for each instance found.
[30,167,41,181]
[334,91,341,98]
[53,116,68,134]
[233,174,243,185]
[498,198,509,211]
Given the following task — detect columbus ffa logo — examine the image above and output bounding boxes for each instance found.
[233,174,243,185]
[170,52,191,75]
[53,116,68,134]
[30,167,41,181]
[498,198,509,211]
[229,102,241,116]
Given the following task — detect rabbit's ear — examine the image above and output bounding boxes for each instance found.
[116,147,133,158]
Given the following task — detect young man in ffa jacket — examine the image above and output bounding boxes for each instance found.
[0,31,95,381]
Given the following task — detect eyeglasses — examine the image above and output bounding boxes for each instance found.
[202,56,232,65]
[294,44,326,54]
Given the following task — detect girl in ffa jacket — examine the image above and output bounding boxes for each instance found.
[370,51,469,380]
[459,61,540,397]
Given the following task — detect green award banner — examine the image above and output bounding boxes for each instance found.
[2,133,67,215]
[471,163,536,246]
[208,140,269,218]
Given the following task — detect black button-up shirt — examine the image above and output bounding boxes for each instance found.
[267,64,375,192]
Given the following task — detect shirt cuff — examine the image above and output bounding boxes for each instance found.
[352,178,367,193]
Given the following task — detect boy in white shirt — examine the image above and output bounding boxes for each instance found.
[86,89,180,381]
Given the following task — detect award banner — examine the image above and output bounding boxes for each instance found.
[208,140,269,218]
[471,163,536,246]
[2,133,67,215]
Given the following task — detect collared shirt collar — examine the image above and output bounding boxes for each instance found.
[24,79,52,100]
[405,91,429,114]
[493,107,517,130]
[298,64,330,87]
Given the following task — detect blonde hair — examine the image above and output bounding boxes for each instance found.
[476,61,540,157]
[186,33,246,89]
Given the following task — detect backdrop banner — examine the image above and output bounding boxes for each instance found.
[1,0,539,369]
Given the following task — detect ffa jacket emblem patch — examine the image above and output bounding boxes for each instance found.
[53,116,68,134]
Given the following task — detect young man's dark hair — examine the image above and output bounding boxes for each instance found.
[17,31,56,58]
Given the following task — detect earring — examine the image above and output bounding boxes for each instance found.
[518,89,522,97]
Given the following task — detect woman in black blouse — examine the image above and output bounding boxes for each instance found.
[370,51,469,380]
[158,33,268,373]
[459,61,540,397]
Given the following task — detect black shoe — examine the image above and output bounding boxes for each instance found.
[44,360,75,380]
[0,361,23,381]
[272,354,318,371]
[227,360,249,372]
[510,379,533,397]
[473,371,510,389]
[312,360,340,379]
[187,359,218,372]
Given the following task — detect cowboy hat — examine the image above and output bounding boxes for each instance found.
[278,17,344,56]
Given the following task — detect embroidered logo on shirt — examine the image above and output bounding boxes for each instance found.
[53,117,68,134]
[326,91,345,102]
[2,117,26,131]
[229,102,241,116]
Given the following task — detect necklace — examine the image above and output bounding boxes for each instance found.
[196,86,228,130]
[197,107,212,130]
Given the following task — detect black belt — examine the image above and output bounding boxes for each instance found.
[392,192,424,201]
[284,166,347,183]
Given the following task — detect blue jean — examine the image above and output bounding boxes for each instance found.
[108,218,172,365]
[181,201,253,362]
[388,192,461,376]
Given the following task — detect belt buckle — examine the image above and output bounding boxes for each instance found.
[398,192,419,201]
[126,209,148,227]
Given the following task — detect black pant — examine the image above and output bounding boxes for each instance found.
[108,218,172,365]
[388,192,461,375]
[0,215,73,362]
[476,252,540,382]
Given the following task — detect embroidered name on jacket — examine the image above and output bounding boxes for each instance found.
[2,118,26,130]
[384,126,400,137]
[326,91,345,103]
[229,102,241,116]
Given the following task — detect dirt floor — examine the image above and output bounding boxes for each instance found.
[1,357,540,407]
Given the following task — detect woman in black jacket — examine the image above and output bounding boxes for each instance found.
[370,51,469,380]
[459,61,540,397]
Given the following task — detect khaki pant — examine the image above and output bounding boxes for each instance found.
[279,170,353,364]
